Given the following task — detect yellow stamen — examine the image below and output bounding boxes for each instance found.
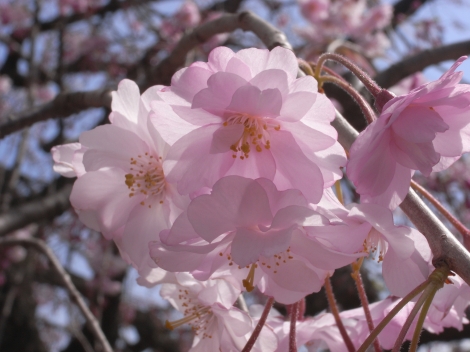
[242,263,257,292]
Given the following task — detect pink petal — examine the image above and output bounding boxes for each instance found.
[121,201,169,270]
[231,226,294,267]
[165,124,235,194]
[391,105,448,143]
[271,130,324,203]
[80,125,148,171]
[279,91,316,122]
[225,56,252,81]
[170,66,212,103]
[111,79,140,123]
[192,72,248,114]
[187,176,272,242]
[70,168,144,233]
[249,69,289,97]
[210,124,244,153]
[225,147,277,180]
[226,86,282,118]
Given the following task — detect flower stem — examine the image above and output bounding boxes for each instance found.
[410,180,470,242]
[314,52,382,97]
[317,75,376,124]
[408,266,450,352]
[408,286,438,352]
[242,297,275,352]
[324,276,355,352]
[289,300,299,352]
[391,266,449,352]
[391,284,433,352]
[351,262,381,352]
[356,279,430,352]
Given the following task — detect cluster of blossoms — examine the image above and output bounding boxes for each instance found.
[296,0,392,62]
[52,46,470,350]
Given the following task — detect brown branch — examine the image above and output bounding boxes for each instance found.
[147,10,292,87]
[374,40,470,89]
[0,237,113,352]
[332,111,470,286]
[0,90,111,139]
[0,184,72,237]
[2,11,290,137]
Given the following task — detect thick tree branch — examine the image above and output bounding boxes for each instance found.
[374,40,470,89]
[0,237,113,352]
[332,111,470,286]
[0,90,111,139]
[147,10,292,87]
[0,184,72,237]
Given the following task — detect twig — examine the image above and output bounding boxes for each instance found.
[0,237,113,352]
[241,297,275,352]
[324,276,355,352]
[0,90,112,139]
[374,40,470,89]
[289,301,299,352]
[0,184,72,237]
[410,180,470,241]
[351,262,381,352]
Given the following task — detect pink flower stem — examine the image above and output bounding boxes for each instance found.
[356,278,431,352]
[324,276,355,352]
[241,297,275,352]
[411,180,470,243]
[317,75,376,124]
[351,260,381,352]
[391,266,449,352]
[314,53,382,97]
[289,300,299,352]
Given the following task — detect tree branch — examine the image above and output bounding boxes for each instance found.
[0,184,72,237]
[0,90,111,139]
[374,40,470,89]
[332,111,470,286]
[0,237,113,352]
[1,11,291,137]
[146,10,292,87]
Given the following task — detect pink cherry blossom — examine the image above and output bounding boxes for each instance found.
[151,176,361,304]
[151,46,346,203]
[271,312,358,352]
[298,0,330,22]
[340,296,416,350]
[311,190,431,298]
[347,57,470,209]
[52,79,188,282]
[161,273,277,352]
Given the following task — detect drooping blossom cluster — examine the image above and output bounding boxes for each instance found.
[52,46,470,350]
[348,57,470,209]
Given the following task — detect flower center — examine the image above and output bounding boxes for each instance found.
[219,247,294,292]
[223,113,280,160]
[363,229,387,262]
[165,288,213,338]
[124,152,165,207]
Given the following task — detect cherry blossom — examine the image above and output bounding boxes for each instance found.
[151,176,361,303]
[151,46,346,203]
[311,190,431,298]
[52,79,188,282]
[161,273,277,352]
[347,57,470,209]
